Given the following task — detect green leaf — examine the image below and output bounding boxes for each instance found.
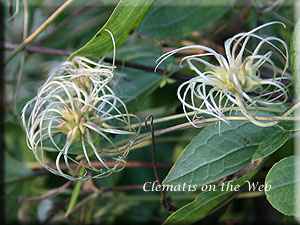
[251,127,292,163]
[69,0,152,59]
[5,153,32,221]
[163,120,273,186]
[5,153,32,183]
[278,120,295,131]
[278,115,300,132]
[112,44,176,111]
[265,155,300,216]
[163,162,262,225]
[139,0,234,38]
[113,67,162,111]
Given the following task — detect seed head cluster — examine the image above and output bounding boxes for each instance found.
[22,31,140,180]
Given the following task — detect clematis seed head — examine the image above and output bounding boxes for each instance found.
[22,30,141,181]
[156,21,290,127]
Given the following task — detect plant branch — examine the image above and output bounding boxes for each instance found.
[3,0,75,66]
[5,42,73,56]
[5,181,71,201]
[5,42,291,84]
[65,193,98,217]
[101,184,146,192]
[40,0,101,42]
[65,163,86,217]
[4,42,192,80]
[5,162,85,201]
[13,0,28,114]
[26,160,173,170]
[270,11,295,27]
[145,116,161,188]
[128,106,286,129]
[126,115,300,152]
[145,115,178,212]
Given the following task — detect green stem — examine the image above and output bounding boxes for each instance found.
[13,0,29,114]
[3,0,75,67]
[114,115,300,154]
[95,102,299,155]
[128,106,286,129]
[65,164,86,218]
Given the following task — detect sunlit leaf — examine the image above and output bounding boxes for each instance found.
[69,0,152,59]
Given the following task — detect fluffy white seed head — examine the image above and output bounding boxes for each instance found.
[156,21,289,127]
[21,30,141,180]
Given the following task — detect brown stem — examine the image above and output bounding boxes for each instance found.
[5,162,85,201]
[8,0,14,18]
[145,116,163,195]
[145,115,178,212]
[135,115,300,147]
[4,42,192,81]
[47,160,173,171]
[5,42,72,56]
[5,181,71,201]
[102,184,146,192]
[3,0,75,66]
[10,161,173,182]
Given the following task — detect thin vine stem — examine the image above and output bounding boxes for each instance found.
[119,114,300,153]
[119,106,287,130]
[97,101,299,154]
[145,115,178,212]
[3,0,75,67]
[5,181,72,201]
[40,0,100,42]
[4,42,292,81]
[4,42,192,81]
[13,0,28,114]
[5,160,173,184]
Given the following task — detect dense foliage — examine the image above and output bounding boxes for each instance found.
[3,0,300,224]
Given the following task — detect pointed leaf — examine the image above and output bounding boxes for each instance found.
[69,0,152,59]
[163,120,272,186]
[163,161,262,225]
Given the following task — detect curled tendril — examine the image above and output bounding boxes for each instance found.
[8,0,20,20]
[156,21,290,128]
[22,30,140,181]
